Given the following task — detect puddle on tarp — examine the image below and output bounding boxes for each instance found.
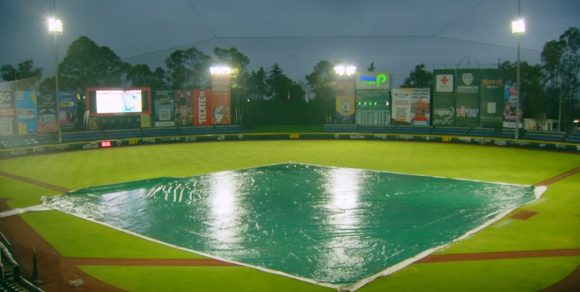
[47,163,536,288]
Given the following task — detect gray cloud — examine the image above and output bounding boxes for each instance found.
[1,0,578,86]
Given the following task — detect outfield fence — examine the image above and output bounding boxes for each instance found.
[0,125,579,159]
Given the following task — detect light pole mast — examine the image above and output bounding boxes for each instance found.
[515,0,521,139]
[511,0,525,139]
[48,0,63,142]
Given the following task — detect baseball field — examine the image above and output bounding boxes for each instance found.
[0,140,579,291]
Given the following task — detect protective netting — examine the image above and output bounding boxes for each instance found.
[47,163,536,288]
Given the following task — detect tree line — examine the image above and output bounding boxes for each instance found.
[1,27,578,130]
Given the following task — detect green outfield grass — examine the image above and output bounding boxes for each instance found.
[1,140,579,291]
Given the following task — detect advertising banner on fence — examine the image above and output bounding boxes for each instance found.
[154,90,175,127]
[37,93,57,134]
[433,70,455,126]
[391,88,411,124]
[212,91,231,125]
[15,91,38,135]
[175,89,194,126]
[455,69,480,127]
[335,79,356,123]
[211,76,231,125]
[480,69,504,128]
[503,82,520,128]
[193,89,213,126]
[58,91,78,131]
[410,88,430,126]
[0,91,15,136]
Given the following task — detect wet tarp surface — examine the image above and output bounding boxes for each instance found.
[48,163,535,287]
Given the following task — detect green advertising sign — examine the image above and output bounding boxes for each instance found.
[479,69,504,128]
[455,69,480,127]
[356,72,390,90]
[433,69,455,126]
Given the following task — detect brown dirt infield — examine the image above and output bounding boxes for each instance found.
[0,200,122,291]
[510,210,538,220]
[0,166,579,291]
[543,265,580,291]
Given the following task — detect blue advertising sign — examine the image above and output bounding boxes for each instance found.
[15,91,37,134]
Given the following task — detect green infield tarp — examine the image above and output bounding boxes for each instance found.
[47,163,538,289]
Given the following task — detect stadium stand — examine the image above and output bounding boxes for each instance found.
[1,125,578,156]
[60,125,244,142]
[431,127,471,136]
[0,135,58,149]
[564,132,580,143]
[467,128,498,137]
[521,131,566,142]
[0,233,43,292]
[322,124,574,143]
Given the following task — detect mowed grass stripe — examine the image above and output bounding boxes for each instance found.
[0,170,69,193]
[1,141,579,193]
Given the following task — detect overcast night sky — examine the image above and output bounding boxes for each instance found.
[0,0,579,86]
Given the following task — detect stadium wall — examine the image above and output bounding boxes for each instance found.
[1,127,579,159]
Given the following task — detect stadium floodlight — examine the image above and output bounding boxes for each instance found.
[334,65,357,76]
[47,17,63,34]
[210,65,232,76]
[511,18,526,35]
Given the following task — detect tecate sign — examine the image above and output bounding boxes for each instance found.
[198,91,207,124]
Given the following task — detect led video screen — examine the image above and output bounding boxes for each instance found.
[96,90,143,114]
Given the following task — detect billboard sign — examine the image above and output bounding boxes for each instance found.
[503,83,520,128]
[455,69,480,127]
[175,90,194,126]
[433,69,455,126]
[154,90,175,127]
[0,91,15,135]
[58,91,78,131]
[480,70,504,128]
[356,72,390,90]
[391,88,411,124]
[410,88,430,125]
[392,88,430,125]
[335,79,356,123]
[193,89,213,126]
[211,76,232,125]
[15,91,38,135]
[37,93,58,134]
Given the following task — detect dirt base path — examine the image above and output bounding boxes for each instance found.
[543,265,580,291]
[419,248,580,263]
[0,200,122,292]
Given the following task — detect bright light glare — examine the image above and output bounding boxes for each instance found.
[47,17,63,34]
[334,65,357,76]
[511,18,526,34]
[210,66,232,75]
